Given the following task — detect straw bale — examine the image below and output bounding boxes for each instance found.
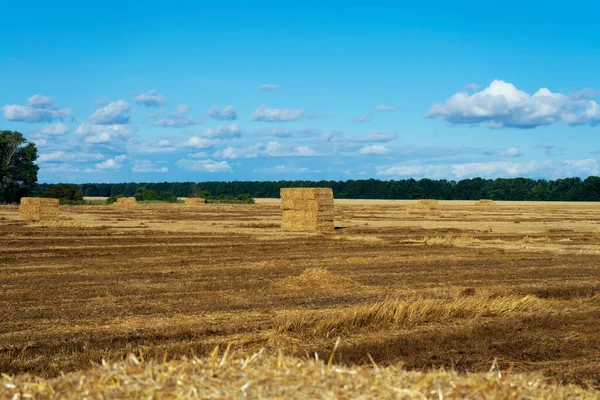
[475,199,495,207]
[406,199,440,215]
[1,352,597,399]
[113,197,139,210]
[19,198,59,221]
[281,188,334,232]
[185,197,206,206]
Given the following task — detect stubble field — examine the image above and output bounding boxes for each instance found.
[1,199,599,394]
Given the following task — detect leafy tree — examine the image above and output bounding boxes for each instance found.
[236,193,255,204]
[106,194,123,205]
[135,187,158,201]
[42,184,83,201]
[0,130,39,203]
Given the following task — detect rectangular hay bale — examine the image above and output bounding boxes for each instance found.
[281,188,334,232]
[475,199,495,207]
[185,198,206,206]
[113,197,139,210]
[406,199,440,215]
[19,198,59,221]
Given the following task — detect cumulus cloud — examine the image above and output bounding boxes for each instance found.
[2,95,71,123]
[152,104,195,127]
[358,145,391,155]
[466,83,480,91]
[32,138,48,147]
[183,137,217,149]
[133,90,167,107]
[213,141,318,159]
[535,142,557,156]
[176,158,232,172]
[207,105,237,120]
[349,130,398,143]
[95,158,123,170]
[132,160,168,173]
[201,123,242,139]
[320,130,344,142]
[377,159,600,180]
[87,100,131,124]
[256,165,312,174]
[76,124,133,145]
[377,164,448,178]
[38,151,104,163]
[426,80,600,128]
[374,104,399,111]
[28,95,55,108]
[259,84,279,91]
[354,114,372,123]
[40,123,69,136]
[499,147,523,157]
[250,105,304,122]
[253,127,319,138]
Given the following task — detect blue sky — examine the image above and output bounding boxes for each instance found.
[1,0,599,183]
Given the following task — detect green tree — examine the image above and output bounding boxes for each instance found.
[42,183,84,201]
[0,130,39,203]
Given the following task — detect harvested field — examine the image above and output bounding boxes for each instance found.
[1,200,600,392]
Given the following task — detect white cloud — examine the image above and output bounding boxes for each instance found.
[354,114,372,123]
[499,147,522,157]
[377,164,448,178]
[38,151,104,163]
[176,158,232,172]
[257,165,311,173]
[183,137,218,149]
[426,80,600,128]
[254,127,319,138]
[76,124,133,145]
[320,130,344,142]
[95,158,123,170]
[153,104,195,127]
[250,105,304,122]
[561,159,599,176]
[359,145,391,155]
[32,138,48,147]
[374,104,399,111]
[28,95,55,108]
[466,83,480,91]
[187,152,208,159]
[213,141,318,159]
[87,100,131,124]
[132,160,168,173]
[201,123,242,139]
[214,145,261,159]
[349,130,398,143]
[133,90,167,107]
[259,84,279,91]
[39,163,79,174]
[207,105,237,120]
[376,159,600,179]
[2,95,71,123]
[40,123,69,136]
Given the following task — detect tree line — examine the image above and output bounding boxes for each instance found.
[32,176,600,201]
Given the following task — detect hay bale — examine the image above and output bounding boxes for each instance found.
[185,198,206,206]
[113,197,139,210]
[475,199,495,207]
[281,188,334,232]
[19,198,59,221]
[406,199,440,215]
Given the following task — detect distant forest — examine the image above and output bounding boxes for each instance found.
[32,176,600,201]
